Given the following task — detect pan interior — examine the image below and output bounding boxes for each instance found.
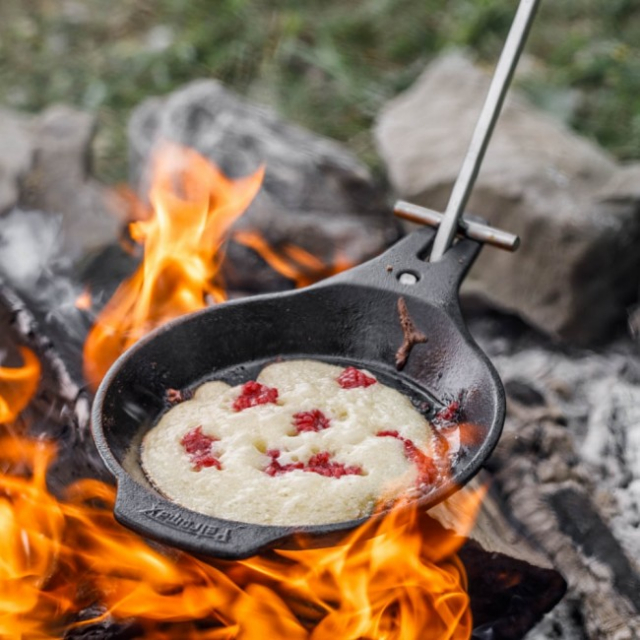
[121,354,443,513]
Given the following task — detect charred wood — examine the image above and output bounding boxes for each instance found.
[62,606,142,640]
[468,311,640,640]
[0,280,110,487]
[432,476,567,639]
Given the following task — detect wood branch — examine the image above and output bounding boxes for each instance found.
[0,279,110,488]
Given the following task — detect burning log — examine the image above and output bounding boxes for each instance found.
[0,279,109,488]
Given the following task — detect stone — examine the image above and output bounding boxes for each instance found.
[0,105,120,260]
[0,109,33,213]
[128,79,399,287]
[19,105,121,258]
[375,53,640,344]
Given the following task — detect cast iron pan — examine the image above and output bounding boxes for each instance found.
[92,226,505,560]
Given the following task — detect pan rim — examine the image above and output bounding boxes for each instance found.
[91,292,505,554]
[90,232,506,556]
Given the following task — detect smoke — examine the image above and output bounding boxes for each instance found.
[0,208,88,345]
[0,208,68,291]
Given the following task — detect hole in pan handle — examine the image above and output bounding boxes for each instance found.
[324,225,483,312]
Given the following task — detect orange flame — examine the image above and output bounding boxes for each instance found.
[83,144,264,388]
[0,427,478,638]
[232,229,352,288]
[0,347,41,424]
[1,144,479,638]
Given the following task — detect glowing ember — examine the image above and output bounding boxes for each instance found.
[82,143,265,388]
[74,288,93,312]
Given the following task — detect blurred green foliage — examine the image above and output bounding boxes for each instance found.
[0,0,638,183]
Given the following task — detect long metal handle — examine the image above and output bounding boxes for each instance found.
[395,200,520,251]
[428,0,541,262]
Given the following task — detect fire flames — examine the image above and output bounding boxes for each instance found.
[82,144,264,388]
[0,423,477,638]
[2,144,478,639]
[233,230,352,288]
[0,346,40,424]
[82,144,352,388]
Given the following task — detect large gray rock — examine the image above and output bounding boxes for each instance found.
[0,109,32,213]
[128,80,398,279]
[375,53,640,344]
[0,105,119,259]
[20,105,120,257]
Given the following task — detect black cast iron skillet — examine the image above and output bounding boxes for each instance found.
[92,0,541,561]
[92,226,505,560]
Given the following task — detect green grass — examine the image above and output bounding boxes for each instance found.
[1,0,638,183]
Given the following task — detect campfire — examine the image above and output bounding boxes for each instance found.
[0,406,476,638]
[4,0,640,631]
[1,145,496,639]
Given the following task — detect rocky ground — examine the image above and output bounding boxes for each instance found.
[1,51,640,639]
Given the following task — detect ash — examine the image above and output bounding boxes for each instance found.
[3,78,640,637]
[468,311,640,639]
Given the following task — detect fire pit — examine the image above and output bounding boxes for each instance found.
[4,3,640,633]
[0,135,567,638]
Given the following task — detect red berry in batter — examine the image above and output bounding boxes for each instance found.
[264,449,362,478]
[337,367,377,389]
[264,449,304,476]
[233,381,279,411]
[293,409,331,433]
[181,426,221,471]
[305,452,363,478]
[377,430,437,487]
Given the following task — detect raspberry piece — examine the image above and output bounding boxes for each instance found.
[264,449,304,476]
[293,409,331,433]
[305,452,363,478]
[181,426,221,471]
[434,394,463,425]
[265,449,363,478]
[377,430,437,488]
[233,381,279,411]
[337,367,377,389]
